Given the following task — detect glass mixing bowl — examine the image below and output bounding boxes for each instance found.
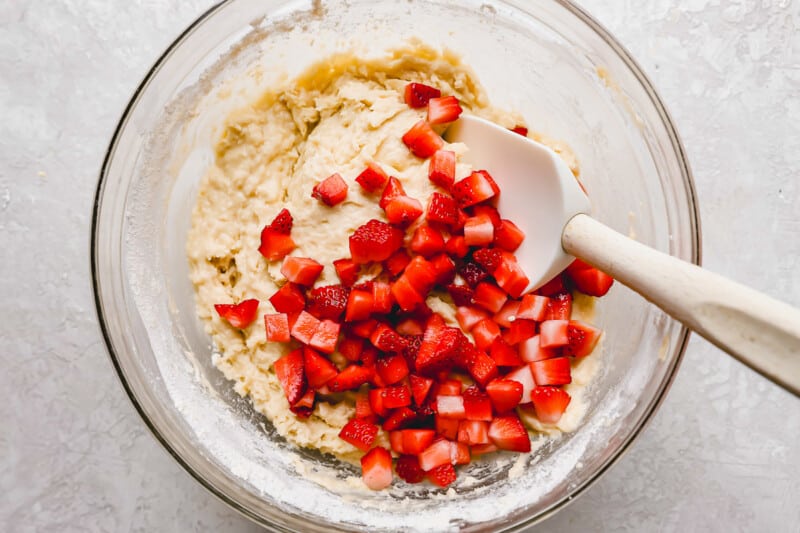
[92,0,700,530]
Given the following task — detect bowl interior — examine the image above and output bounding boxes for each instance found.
[93,0,697,530]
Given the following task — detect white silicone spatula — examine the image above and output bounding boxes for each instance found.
[446,115,800,397]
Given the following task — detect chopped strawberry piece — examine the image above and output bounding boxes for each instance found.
[505,364,536,403]
[383,406,417,430]
[360,446,393,490]
[531,357,572,386]
[472,205,501,228]
[264,313,290,343]
[427,463,457,487]
[370,323,407,353]
[368,387,390,417]
[451,441,470,465]
[408,225,444,258]
[351,320,378,339]
[400,429,436,455]
[391,276,424,312]
[332,258,359,287]
[489,337,523,367]
[517,294,549,322]
[309,319,340,354]
[436,395,466,419]
[545,292,572,320]
[531,386,572,423]
[274,349,307,406]
[389,431,406,454]
[384,249,412,277]
[429,149,456,189]
[349,219,404,264]
[402,120,444,158]
[493,252,530,298]
[395,454,426,484]
[539,319,570,348]
[380,386,412,409]
[425,192,460,228]
[258,227,296,261]
[466,351,499,387]
[463,386,493,421]
[537,274,566,297]
[502,318,537,345]
[290,388,315,418]
[214,299,259,329]
[457,260,489,288]
[563,320,602,357]
[355,162,389,193]
[436,379,463,396]
[448,284,474,307]
[470,318,501,351]
[307,284,348,321]
[396,318,424,336]
[494,219,525,252]
[444,235,469,258]
[290,311,321,345]
[312,172,348,206]
[435,415,460,440]
[488,413,531,452]
[519,334,557,362]
[471,443,499,456]
[355,393,376,421]
[472,248,502,274]
[427,95,463,124]
[472,282,508,313]
[429,254,456,285]
[268,208,293,234]
[376,353,410,385]
[339,335,363,361]
[486,379,524,412]
[458,420,490,445]
[409,374,434,405]
[493,299,521,328]
[403,255,437,295]
[379,176,406,209]
[280,256,323,286]
[404,82,441,108]
[511,125,528,136]
[418,439,453,471]
[415,327,459,376]
[303,346,339,388]
[269,282,306,313]
[327,364,372,392]
[345,289,374,322]
[464,214,495,246]
[385,195,424,226]
[452,171,497,208]
[566,259,614,296]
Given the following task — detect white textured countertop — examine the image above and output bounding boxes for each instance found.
[2,0,799,531]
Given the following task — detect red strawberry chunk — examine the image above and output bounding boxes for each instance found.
[447,284,474,307]
[463,386,493,421]
[470,318,501,351]
[472,205,501,228]
[436,379,463,396]
[505,364,536,403]
[332,258,359,287]
[493,252,530,298]
[379,176,406,209]
[402,120,444,158]
[355,393,376,422]
[274,349,306,406]
[385,195,424,226]
[370,323,407,353]
[339,335,363,362]
[328,365,373,392]
[444,235,469,258]
[531,357,572,386]
[489,337,523,367]
[376,353,410,385]
[381,386,412,409]
[519,334,557,363]
[290,388,315,418]
[566,259,614,296]
[488,413,531,452]
[396,319,424,336]
[472,282,508,313]
[389,431,405,454]
[511,125,528,136]
[494,219,525,252]
[457,420,490,445]
[258,227,296,261]
[391,276,424,312]
[435,415,460,440]
[493,299,521,328]
[429,149,456,189]
[427,463,457,487]
[472,248,502,274]
[400,429,436,455]
[351,319,378,338]
[436,395,466,419]
[368,387,390,417]
[452,171,497,208]
[429,254,456,285]
[214,299,259,329]
[307,284,348,321]
[349,219,404,264]
[309,319,341,354]
[355,162,389,193]
[539,319,570,348]
[415,327,460,376]
[531,386,572,423]
[564,320,602,357]
[280,256,323,286]
[312,172,348,206]
[268,208,293,234]
[384,249,412,277]
[303,346,339,388]
[360,447,393,490]
[410,225,445,258]
[396,454,426,484]
[502,318,537,345]
[427,95,463,125]
[466,350,499,387]
[269,282,306,313]
[486,379,523,413]
[383,406,417,430]
[457,260,489,288]
[290,311,321,345]
[345,289,374,322]
[264,313,290,343]
[418,438,453,471]
[545,292,572,320]
[409,374,434,405]
[517,294,549,322]
[404,82,441,108]
[537,274,566,296]
[425,192,460,228]
[403,255,437,294]
[451,441,470,465]
[464,214,495,246]
[369,282,393,315]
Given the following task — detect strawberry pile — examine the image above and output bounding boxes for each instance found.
[213,82,613,490]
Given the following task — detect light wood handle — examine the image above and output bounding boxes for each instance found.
[563,213,800,397]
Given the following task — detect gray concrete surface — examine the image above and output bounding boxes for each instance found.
[1,0,798,531]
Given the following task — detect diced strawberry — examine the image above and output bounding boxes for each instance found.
[471,443,499,455]
[391,275,424,312]
[505,364,536,403]
[494,219,525,252]
[472,205,501,228]
[214,299,259,329]
[361,447,393,490]
[457,260,489,288]
[338,335,363,362]
[385,195,424,226]
[475,170,501,196]
[410,225,445,258]
[290,310,321,345]
[493,252,530,299]
[379,176,406,209]
[436,379,463,396]
[444,235,469,258]
[418,438,453,471]
[537,274,566,296]
[380,386,412,409]
[409,374,434,405]
[457,420,490,445]
[493,300,520,328]
[425,192,460,228]
[470,318,501,351]
[488,413,531,452]
[273,349,306,406]
[345,289,374,322]
[502,318,537,345]
[450,441,470,465]
[290,388,315,418]
[332,258,359,287]
[403,255,437,294]
[466,350,499,387]
[545,292,572,320]
[447,284,474,307]
[350,319,378,338]
[264,313,290,343]
[269,282,306,313]
[395,454,426,484]
[370,323,407,353]
[427,95,463,124]
[472,248,502,274]
[463,214,495,246]
[349,219,405,264]
[369,282,392,315]
[309,319,340,354]
[368,387,390,417]
[462,386,493,421]
[519,335,556,363]
[452,171,497,208]
[400,429,436,455]
[472,282,508,313]
[435,415,460,440]
[531,357,572,386]
[389,431,405,454]
[355,393,376,422]
[258,227,296,261]
[376,353,410,385]
[415,327,459,376]
[384,249,412,277]
[563,320,602,357]
[280,256,323,286]
[383,406,417,431]
[312,172,348,206]
[511,125,528,136]
[303,346,339,389]
[360,345,379,367]
[566,259,614,296]
[402,120,444,158]
[328,364,373,392]
[489,337,523,367]
[539,319,570,348]
[516,294,549,322]
[531,386,571,423]
[396,318,424,336]
[307,284,348,321]
[485,378,523,413]
[436,395,466,419]
[355,162,389,193]
[427,463,457,487]
[429,254,456,285]
[268,208,293,234]
[428,149,456,189]
[404,82,441,108]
